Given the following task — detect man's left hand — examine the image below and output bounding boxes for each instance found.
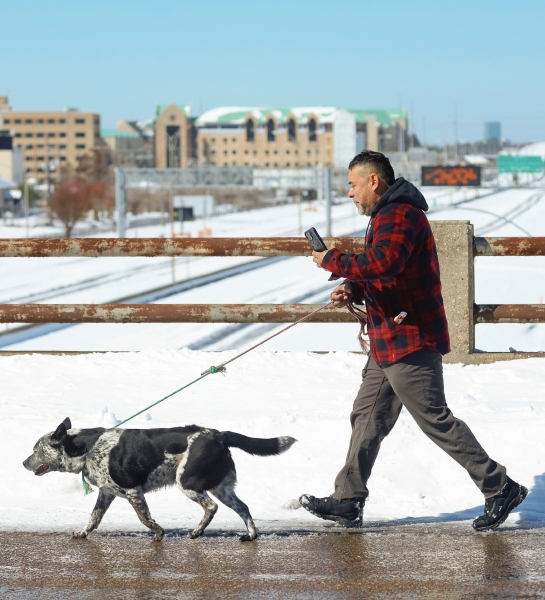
[312,243,336,269]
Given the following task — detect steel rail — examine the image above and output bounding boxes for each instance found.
[0,237,364,258]
[3,236,545,258]
[474,237,545,256]
[0,304,357,324]
[475,304,545,323]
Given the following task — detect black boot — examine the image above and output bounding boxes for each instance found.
[472,477,528,532]
[299,494,364,527]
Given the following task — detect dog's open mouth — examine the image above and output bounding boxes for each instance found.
[34,464,50,476]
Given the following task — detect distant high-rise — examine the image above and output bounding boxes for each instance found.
[484,121,501,141]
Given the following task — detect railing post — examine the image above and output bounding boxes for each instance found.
[115,167,126,238]
[430,221,475,364]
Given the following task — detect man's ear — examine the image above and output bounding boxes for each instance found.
[51,418,70,444]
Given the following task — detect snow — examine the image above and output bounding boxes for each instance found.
[1,183,545,533]
[3,350,544,534]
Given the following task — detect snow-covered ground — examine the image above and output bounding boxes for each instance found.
[3,351,544,534]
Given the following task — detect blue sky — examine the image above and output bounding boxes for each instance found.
[2,0,544,144]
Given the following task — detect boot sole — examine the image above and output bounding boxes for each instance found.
[300,504,363,528]
[472,484,528,532]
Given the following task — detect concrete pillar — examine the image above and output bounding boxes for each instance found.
[115,167,126,238]
[430,220,474,364]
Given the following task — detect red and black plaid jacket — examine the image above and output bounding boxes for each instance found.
[322,178,450,367]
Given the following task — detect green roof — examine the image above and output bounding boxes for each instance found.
[101,129,140,138]
[155,104,191,118]
[348,109,407,126]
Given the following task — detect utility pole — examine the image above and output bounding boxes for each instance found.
[23,174,29,238]
[169,173,175,283]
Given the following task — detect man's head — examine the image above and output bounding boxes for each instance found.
[348,151,395,216]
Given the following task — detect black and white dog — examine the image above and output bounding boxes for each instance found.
[23,418,296,541]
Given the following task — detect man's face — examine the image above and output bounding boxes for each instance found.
[347,166,382,216]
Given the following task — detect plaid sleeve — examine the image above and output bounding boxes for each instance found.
[322,204,421,281]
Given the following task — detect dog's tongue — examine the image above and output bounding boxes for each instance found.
[35,464,49,476]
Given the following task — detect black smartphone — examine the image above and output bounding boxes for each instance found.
[304,227,328,252]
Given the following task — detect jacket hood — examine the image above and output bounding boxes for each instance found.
[371,177,428,216]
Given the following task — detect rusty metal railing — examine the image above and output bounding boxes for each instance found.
[0,236,544,328]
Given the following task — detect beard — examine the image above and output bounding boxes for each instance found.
[357,204,366,216]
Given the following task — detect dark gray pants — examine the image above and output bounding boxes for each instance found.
[332,351,506,501]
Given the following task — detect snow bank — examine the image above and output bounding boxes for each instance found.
[1,351,543,534]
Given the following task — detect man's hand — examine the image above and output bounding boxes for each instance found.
[331,283,351,308]
[312,243,336,269]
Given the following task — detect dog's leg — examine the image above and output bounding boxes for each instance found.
[125,489,165,542]
[73,489,116,539]
[180,489,218,539]
[211,476,257,541]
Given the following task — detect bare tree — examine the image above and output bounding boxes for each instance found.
[49,179,92,238]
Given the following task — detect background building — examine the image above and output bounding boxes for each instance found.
[101,120,154,167]
[0,130,24,184]
[154,103,195,168]
[0,97,100,185]
[485,121,502,142]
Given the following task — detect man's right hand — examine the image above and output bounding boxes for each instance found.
[331,283,351,308]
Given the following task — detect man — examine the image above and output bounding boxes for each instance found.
[299,150,527,532]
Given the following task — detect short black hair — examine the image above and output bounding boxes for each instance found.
[348,151,396,186]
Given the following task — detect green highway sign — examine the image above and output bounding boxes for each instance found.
[497,155,543,173]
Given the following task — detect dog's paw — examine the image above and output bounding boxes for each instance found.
[239,534,257,542]
[153,528,165,542]
[72,530,88,539]
[188,530,203,539]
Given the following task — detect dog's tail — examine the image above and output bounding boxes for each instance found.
[219,432,296,456]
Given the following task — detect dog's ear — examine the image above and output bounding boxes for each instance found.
[51,419,70,445]
[62,417,72,430]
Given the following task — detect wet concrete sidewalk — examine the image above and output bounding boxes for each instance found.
[1,522,544,599]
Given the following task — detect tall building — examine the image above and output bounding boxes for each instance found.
[194,107,356,168]
[154,103,195,168]
[484,122,501,142]
[0,97,100,184]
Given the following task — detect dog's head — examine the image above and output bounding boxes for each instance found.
[23,417,73,476]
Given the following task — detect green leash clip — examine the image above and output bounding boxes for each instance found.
[201,364,227,376]
[82,473,94,495]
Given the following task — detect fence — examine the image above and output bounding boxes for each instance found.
[0,222,544,363]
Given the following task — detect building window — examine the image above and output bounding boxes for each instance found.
[244,149,249,154]
[288,118,296,142]
[59,144,66,149]
[75,132,85,137]
[211,138,215,143]
[59,133,66,138]
[232,150,236,154]
[15,133,21,138]
[60,156,67,161]
[223,138,227,143]
[15,119,21,124]
[37,156,45,160]
[165,125,180,168]
[267,119,275,142]
[25,144,33,149]
[232,138,236,142]
[75,118,85,124]
[37,119,43,124]
[25,156,33,161]
[48,133,55,137]
[265,162,269,167]
[76,144,86,149]
[25,119,32,124]
[3,119,9,124]
[48,119,55,124]
[286,150,290,154]
[48,145,55,150]
[59,119,66,124]
[274,162,278,167]
[224,150,228,155]
[37,133,44,138]
[25,133,33,138]
[274,149,278,154]
[246,119,255,142]
[308,118,317,142]
[286,162,290,167]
